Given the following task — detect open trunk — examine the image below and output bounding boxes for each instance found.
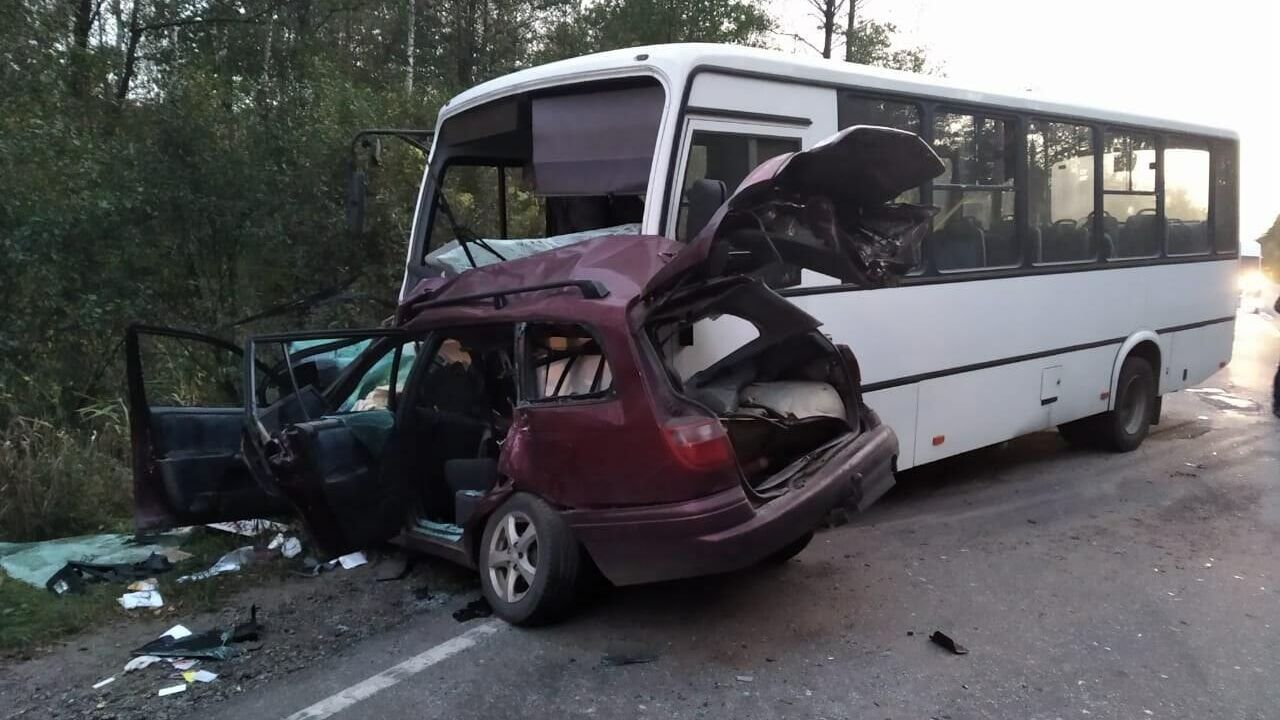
[646,276,869,502]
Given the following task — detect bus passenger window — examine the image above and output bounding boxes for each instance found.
[676,131,800,241]
[930,113,1019,271]
[1163,140,1210,256]
[1211,143,1238,254]
[837,94,923,203]
[1027,121,1096,264]
[1101,132,1158,259]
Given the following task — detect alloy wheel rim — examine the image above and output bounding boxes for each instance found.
[487,511,538,603]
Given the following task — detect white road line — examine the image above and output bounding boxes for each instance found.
[282,621,505,720]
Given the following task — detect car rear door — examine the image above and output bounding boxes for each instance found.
[126,324,290,532]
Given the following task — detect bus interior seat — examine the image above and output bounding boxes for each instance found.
[930,215,986,270]
[1118,210,1160,257]
[985,216,1019,266]
[686,178,728,240]
[1041,220,1089,262]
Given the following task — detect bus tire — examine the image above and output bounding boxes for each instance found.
[1097,355,1156,452]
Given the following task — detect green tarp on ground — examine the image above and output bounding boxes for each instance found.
[0,533,180,589]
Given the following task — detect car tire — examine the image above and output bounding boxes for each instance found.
[479,493,581,626]
[765,530,814,564]
[1097,356,1156,452]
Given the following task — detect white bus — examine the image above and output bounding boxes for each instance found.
[398,43,1239,469]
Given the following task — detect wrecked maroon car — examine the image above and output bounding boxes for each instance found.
[126,125,944,624]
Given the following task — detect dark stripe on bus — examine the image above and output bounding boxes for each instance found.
[861,315,1235,393]
[683,106,813,127]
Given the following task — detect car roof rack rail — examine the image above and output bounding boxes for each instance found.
[405,279,610,313]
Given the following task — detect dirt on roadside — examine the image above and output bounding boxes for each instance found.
[0,550,479,720]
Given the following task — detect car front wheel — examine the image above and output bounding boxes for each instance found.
[479,493,581,625]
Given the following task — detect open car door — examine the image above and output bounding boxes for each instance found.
[126,324,291,531]
[241,329,420,557]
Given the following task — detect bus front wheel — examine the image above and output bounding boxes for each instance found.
[1058,356,1155,452]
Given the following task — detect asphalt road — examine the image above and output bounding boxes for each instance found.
[206,309,1280,720]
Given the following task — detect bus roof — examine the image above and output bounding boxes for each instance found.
[442,43,1237,141]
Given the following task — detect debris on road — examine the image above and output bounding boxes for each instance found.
[376,553,414,582]
[736,675,754,682]
[929,630,969,655]
[127,578,158,592]
[177,546,254,583]
[91,677,115,689]
[601,653,657,667]
[0,533,182,590]
[157,683,187,697]
[124,656,163,673]
[131,607,263,661]
[45,553,174,595]
[452,597,493,622]
[338,551,368,569]
[118,589,165,609]
[183,669,218,683]
[267,533,303,559]
[206,519,289,537]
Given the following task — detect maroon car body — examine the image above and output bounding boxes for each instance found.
[126,125,944,624]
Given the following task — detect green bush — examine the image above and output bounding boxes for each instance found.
[0,413,132,542]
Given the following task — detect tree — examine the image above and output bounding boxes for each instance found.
[793,0,930,72]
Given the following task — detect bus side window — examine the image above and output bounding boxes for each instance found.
[1027,120,1096,264]
[930,112,1019,271]
[1101,131,1159,259]
[1211,142,1238,254]
[1163,139,1211,256]
[837,94,923,204]
[675,131,800,242]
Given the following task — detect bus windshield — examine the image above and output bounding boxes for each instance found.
[419,79,664,274]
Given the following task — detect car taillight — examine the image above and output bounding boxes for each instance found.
[664,416,735,471]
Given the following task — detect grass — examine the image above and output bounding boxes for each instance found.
[0,527,292,657]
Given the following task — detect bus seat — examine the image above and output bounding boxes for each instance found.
[931,215,986,270]
[1119,210,1159,257]
[985,217,1018,266]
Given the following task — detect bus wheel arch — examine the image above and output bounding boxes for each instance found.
[1108,333,1162,411]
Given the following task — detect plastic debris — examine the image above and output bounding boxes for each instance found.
[184,669,218,683]
[118,590,164,609]
[0,533,182,590]
[206,519,288,537]
[133,607,261,661]
[281,537,302,559]
[337,551,368,569]
[127,578,158,592]
[45,553,173,595]
[736,675,754,682]
[177,546,254,583]
[125,656,163,673]
[452,597,493,622]
[158,684,187,697]
[170,659,199,671]
[601,653,657,667]
[92,677,115,689]
[929,630,968,655]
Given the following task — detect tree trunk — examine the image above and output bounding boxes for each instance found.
[844,0,858,62]
[405,0,416,95]
[116,0,142,102]
[820,1,834,59]
[68,0,96,95]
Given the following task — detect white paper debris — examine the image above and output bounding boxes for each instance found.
[177,546,254,583]
[162,624,193,640]
[92,677,115,689]
[118,590,164,609]
[338,551,368,569]
[170,659,198,671]
[206,519,288,537]
[158,684,187,697]
[281,537,302,559]
[125,655,163,672]
[185,670,218,683]
[267,533,285,550]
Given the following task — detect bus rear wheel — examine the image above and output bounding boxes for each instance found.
[1057,356,1155,452]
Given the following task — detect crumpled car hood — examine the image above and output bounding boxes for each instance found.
[643,125,945,298]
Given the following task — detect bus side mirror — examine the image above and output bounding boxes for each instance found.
[346,168,367,238]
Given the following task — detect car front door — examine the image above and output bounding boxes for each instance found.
[126,324,290,532]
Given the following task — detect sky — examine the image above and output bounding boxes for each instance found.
[771,0,1278,252]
